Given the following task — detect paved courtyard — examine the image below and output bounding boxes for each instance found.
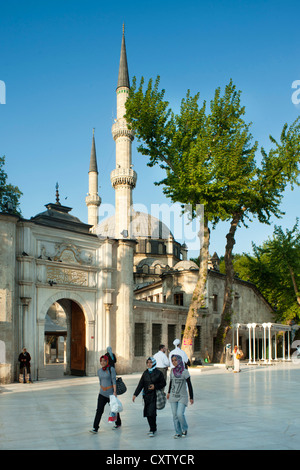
[1,362,300,452]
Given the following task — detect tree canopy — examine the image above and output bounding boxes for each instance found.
[125,75,300,361]
[240,222,300,323]
[0,156,22,215]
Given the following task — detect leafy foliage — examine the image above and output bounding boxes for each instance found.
[241,222,300,323]
[125,75,300,359]
[0,156,22,215]
[126,77,259,225]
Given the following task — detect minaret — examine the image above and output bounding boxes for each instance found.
[86,128,101,227]
[111,25,136,373]
[111,24,137,238]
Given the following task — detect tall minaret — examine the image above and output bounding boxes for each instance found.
[111,24,137,238]
[86,128,101,227]
[111,26,136,373]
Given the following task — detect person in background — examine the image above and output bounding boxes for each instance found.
[153,344,169,385]
[18,348,33,383]
[169,339,189,369]
[232,345,243,373]
[106,346,117,369]
[132,357,166,437]
[90,355,121,433]
[167,354,194,439]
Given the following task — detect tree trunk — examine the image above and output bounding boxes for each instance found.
[288,266,300,306]
[182,218,210,361]
[212,212,242,363]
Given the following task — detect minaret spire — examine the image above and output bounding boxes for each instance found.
[117,23,130,90]
[111,26,136,237]
[86,128,101,228]
[111,25,136,374]
[89,128,98,173]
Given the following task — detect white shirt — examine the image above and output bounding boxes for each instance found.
[169,346,189,368]
[153,350,170,368]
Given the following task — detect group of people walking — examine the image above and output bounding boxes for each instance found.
[18,341,243,438]
[90,340,193,439]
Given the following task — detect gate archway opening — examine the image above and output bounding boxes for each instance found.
[44,299,86,378]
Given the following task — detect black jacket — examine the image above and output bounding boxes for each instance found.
[134,368,166,417]
[18,352,31,370]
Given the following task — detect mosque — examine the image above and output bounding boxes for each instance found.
[0,28,276,384]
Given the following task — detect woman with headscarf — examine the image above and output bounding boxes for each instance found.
[90,355,122,433]
[132,357,166,437]
[167,354,194,438]
[169,339,189,369]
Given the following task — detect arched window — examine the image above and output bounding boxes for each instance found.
[142,264,149,274]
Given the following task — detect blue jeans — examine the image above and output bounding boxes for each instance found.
[170,401,188,434]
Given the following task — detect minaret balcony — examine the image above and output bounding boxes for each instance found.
[110,168,137,188]
[85,194,101,206]
[112,121,135,141]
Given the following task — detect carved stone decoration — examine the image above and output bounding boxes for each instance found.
[40,243,92,265]
[46,266,88,287]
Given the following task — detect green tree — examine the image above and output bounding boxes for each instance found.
[0,156,22,215]
[125,76,259,360]
[242,222,300,323]
[219,253,251,281]
[212,116,300,362]
[125,75,300,362]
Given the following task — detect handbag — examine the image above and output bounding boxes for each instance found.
[236,350,243,360]
[116,377,127,395]
[156,389,166,410]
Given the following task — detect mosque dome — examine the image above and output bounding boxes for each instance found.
[96,211,174,240]
[173,260,199,271]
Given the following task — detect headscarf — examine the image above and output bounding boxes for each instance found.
[147,356,157,373]
[171,354,185,377]
[100,354,109,371]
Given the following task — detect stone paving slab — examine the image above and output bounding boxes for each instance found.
[1,362,300,452]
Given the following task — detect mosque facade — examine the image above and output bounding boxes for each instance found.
[0,29,274,384]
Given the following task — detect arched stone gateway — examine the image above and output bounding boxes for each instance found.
[38,292,95,380]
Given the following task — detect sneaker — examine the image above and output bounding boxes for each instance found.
[113,424,121,429]
[148,431,156,437]
[89,429,98,434]
[182,431,187,437]
[174,434,182,439]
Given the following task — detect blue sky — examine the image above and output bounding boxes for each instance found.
[1,0,299,259]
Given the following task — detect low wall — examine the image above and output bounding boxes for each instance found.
[0,363,12,384]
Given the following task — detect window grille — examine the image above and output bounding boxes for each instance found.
[134,323,145,356]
